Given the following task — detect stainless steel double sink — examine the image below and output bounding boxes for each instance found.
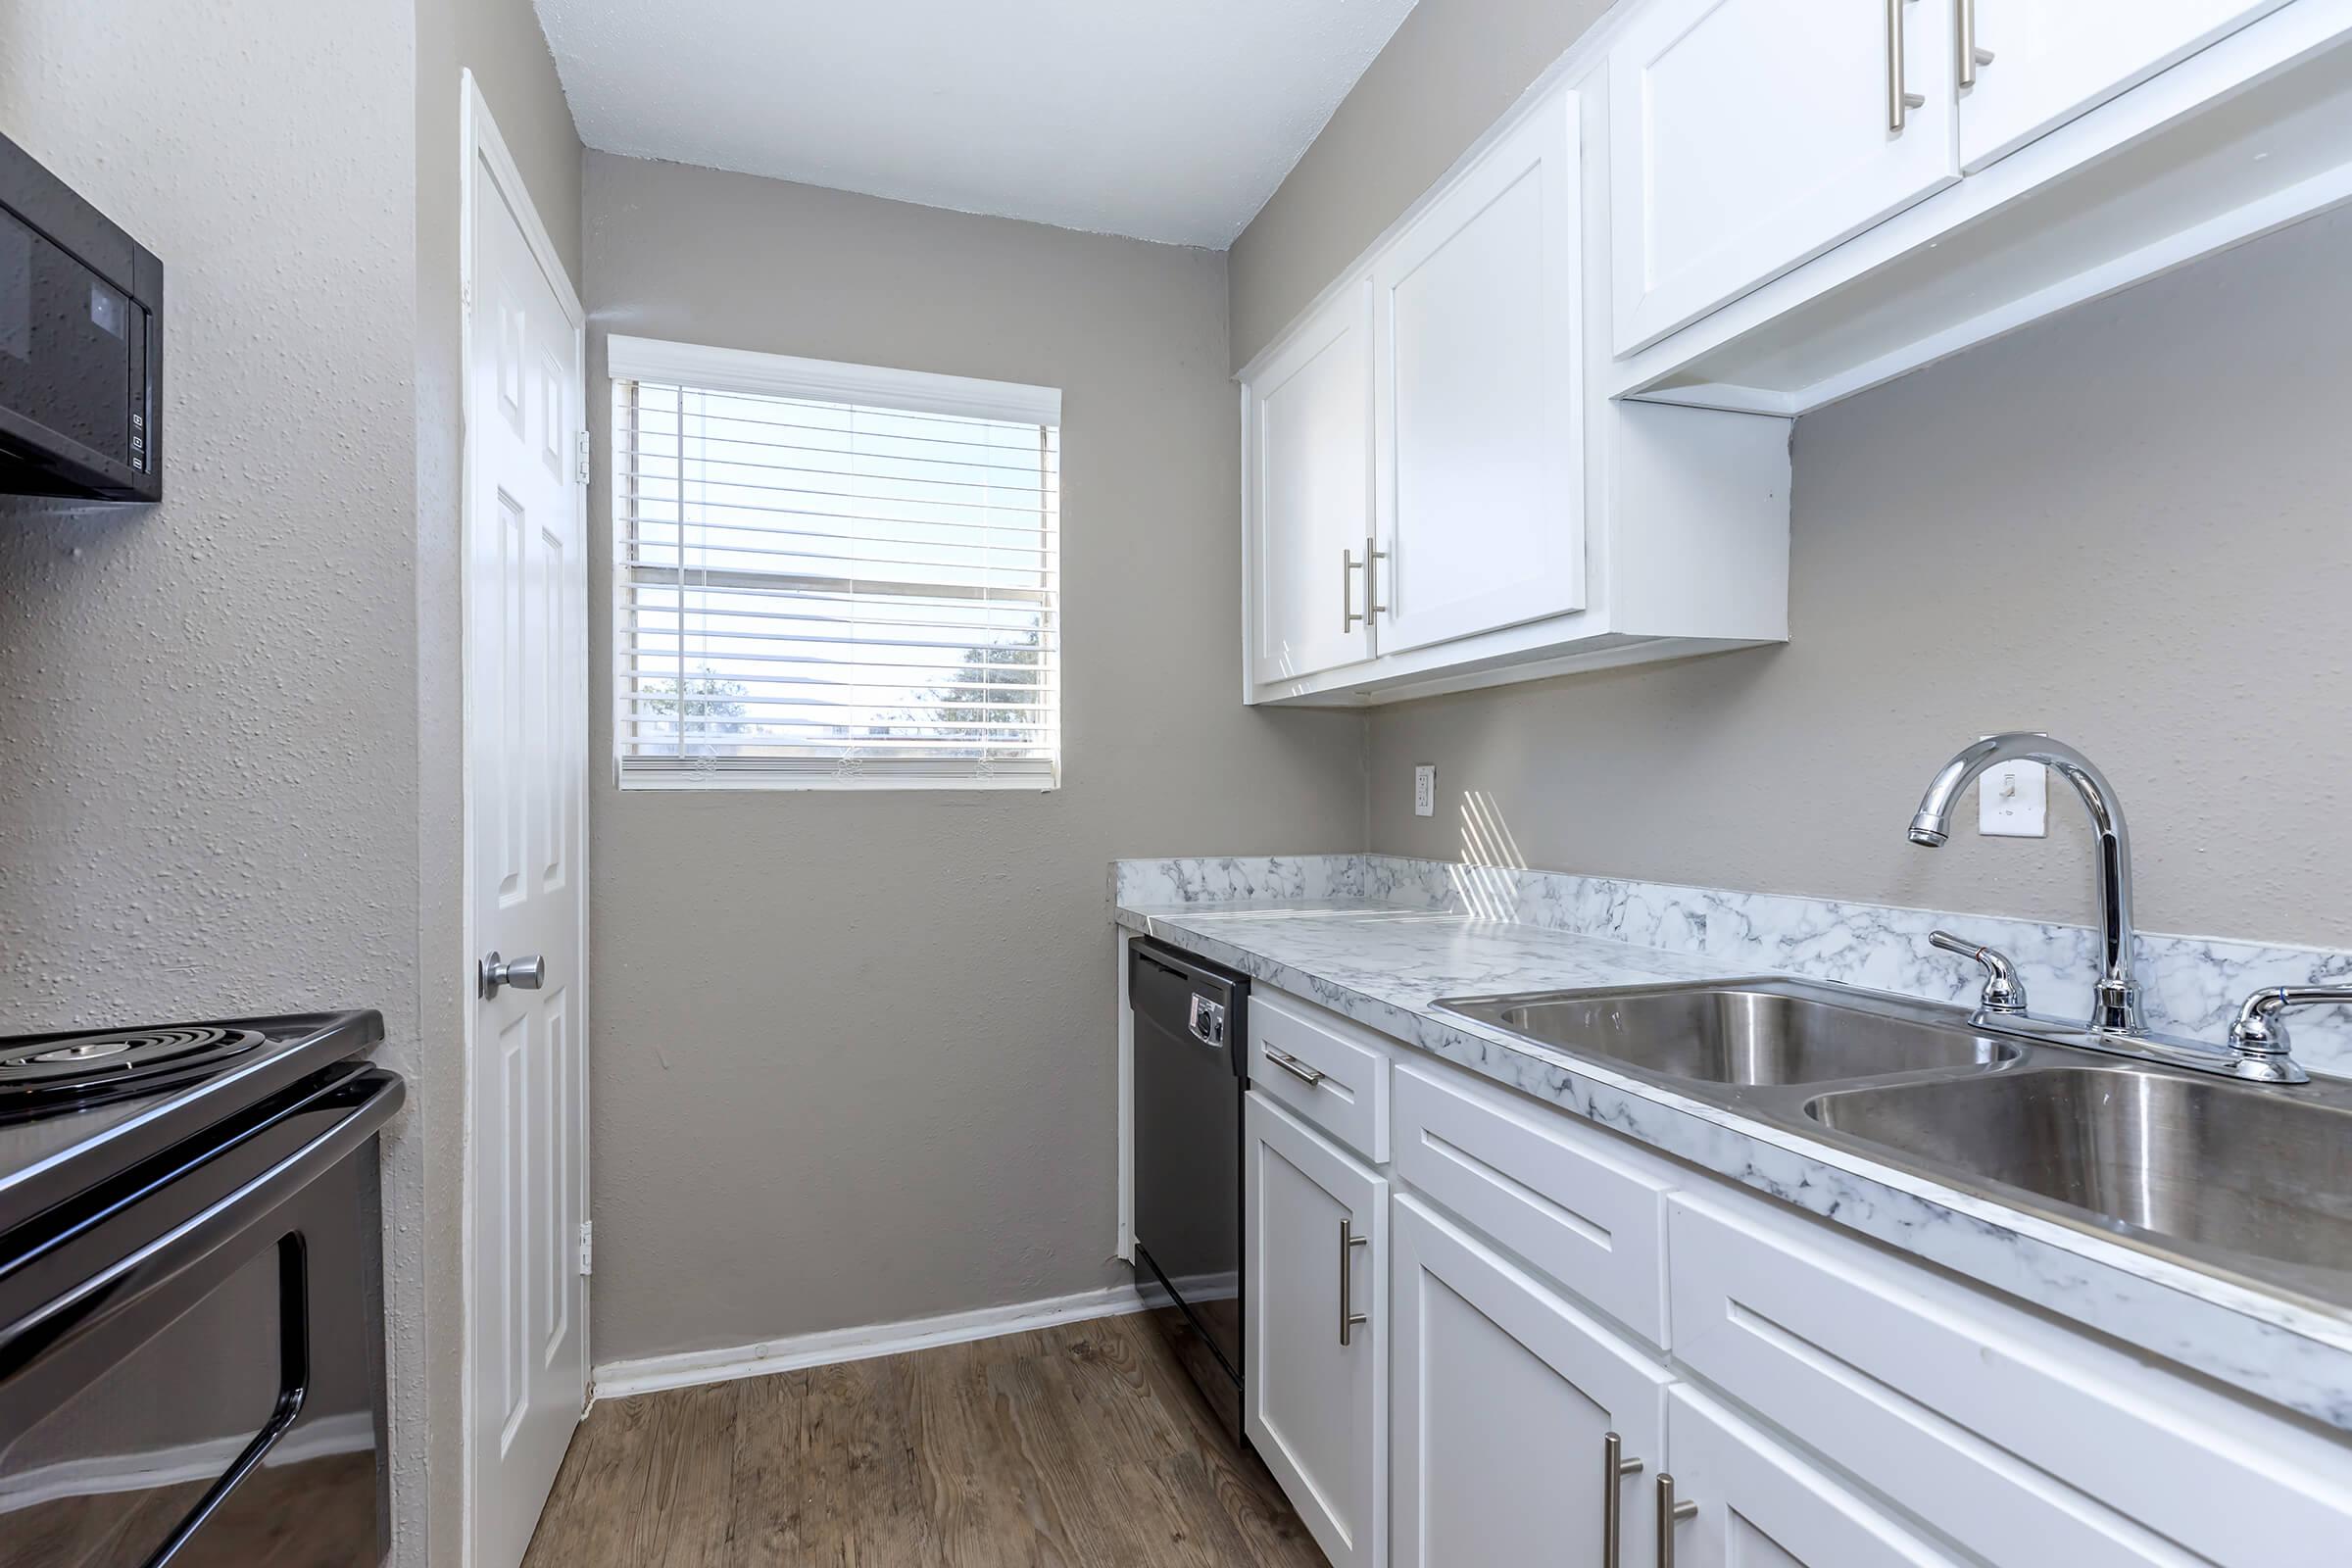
[1437,978,2352,1308]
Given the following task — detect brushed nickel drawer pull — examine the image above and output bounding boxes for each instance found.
[1264,1046,1327,1088]
[1887,0,1926,131]
[1959,0,1994,87]
[1338,1217,1370,1346]
[1603,1432,1645,1568]
[1656,1474,1698,1568]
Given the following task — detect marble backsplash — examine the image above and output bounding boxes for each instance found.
[1111,855,2352,1080]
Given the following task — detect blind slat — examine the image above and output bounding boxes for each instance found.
[619,440,1056,495]
[616,371,1060,789]
[629,388,1060,440]
[624,535,1054,569]
[620,494,1054,539]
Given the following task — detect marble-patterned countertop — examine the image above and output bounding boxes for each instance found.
[1114,893,2352,1433]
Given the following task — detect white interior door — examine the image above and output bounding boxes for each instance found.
[1959,0,2290,171]
[1372,91,1584,655]
[463,78,589,1568]
[1609,0,1961,353]
[1250,281,1375,684]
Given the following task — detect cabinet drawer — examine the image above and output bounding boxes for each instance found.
[1250,989,1390,1162]
[1393,1059,1676,1347]
[1669,1194,2352,1567]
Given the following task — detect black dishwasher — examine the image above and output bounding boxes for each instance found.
[1129,937,1249,1441]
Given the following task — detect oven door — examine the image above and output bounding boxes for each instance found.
[0,1066,402,1568]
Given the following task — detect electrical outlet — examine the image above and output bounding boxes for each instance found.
[1979,761,2047,838]
[1414,765,1436,817]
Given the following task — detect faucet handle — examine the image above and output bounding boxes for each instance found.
[1930,931,2029,1016]
[2227,986,2352,1079]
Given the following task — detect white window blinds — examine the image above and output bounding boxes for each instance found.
[607,338,1061,790]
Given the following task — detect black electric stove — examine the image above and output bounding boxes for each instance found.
[0,1009,386,1236]
[0,1010,400,1568]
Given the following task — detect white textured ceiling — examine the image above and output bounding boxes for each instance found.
[534,0,1417,248]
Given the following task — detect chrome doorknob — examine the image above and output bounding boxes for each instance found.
[478,952,548,999]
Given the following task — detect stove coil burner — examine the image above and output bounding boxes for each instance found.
[0,1024,270,1109]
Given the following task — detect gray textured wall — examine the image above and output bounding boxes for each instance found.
[0,0,421,1545]
[413,3,581,1563]
[0,3,578,1564]
[581,152,1366,1363]
[1228,0,1612,370]
[1368,209,2352,947]
[1230,0,2352,950]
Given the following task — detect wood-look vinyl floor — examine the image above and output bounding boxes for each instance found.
[520,1313,1330,1568]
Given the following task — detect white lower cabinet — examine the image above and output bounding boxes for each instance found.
[1659,1388,1960,1568]
[1390,1195,1672,1568]
[1217,979,2352,1568]
[1247,1092,1386,1568]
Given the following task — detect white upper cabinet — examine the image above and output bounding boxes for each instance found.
[1960,0,2291,170]
[1372,90,1585,655]
[1238,80,1793,709]
[1609,0,1961,354]
[1610,0,2352,410]
[1248,282,1375,684]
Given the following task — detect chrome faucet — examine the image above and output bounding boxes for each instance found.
[1908,733,2331,1085]
[1908,734,2141,1034]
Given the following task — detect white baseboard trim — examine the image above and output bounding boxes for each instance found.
[589,1284,1149,1403]
[0,1410,375,1516]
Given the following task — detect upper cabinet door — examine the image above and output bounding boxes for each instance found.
[1958,0,2290,171]
[1249,281,1376,685]
[1373,90,1585,657]
[1609,0,1961,354]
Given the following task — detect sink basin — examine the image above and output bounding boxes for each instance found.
[1438,979,2017,1087]
[1806,1067,2352,1278]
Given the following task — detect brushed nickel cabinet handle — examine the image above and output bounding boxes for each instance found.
[1366,534,1390,621]
[1656,1474,1698,1568]
[1343,548,1367,632]
[1264,1046,1327,1088]
[1887,0,1926,131]
[1338,1217,1370,1346]
[1959,0,1994,87]
[1603,1432,1645,1568]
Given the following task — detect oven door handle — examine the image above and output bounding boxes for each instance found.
[0,1068,404,1430]
[142,1231,312,1568]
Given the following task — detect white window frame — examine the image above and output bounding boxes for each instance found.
[606,335,1063,793]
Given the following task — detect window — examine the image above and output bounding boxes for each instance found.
[608,338,1060,790]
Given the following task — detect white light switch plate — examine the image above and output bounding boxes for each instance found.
[1979,761,2047,837]
[1414,765,1436,817]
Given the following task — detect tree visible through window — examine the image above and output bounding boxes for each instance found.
[609,340,1061,790]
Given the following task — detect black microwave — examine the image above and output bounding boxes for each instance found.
[0,128,162,503]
